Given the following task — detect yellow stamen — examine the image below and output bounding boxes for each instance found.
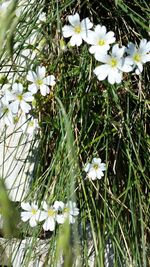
[36,79,43,86]
[98,39,106,46]
[133,53,141,63]
[17,95,23,101]
[64,207,69,213]
[110,58,118,67]
[74,25,81,34]
[48,209,55,217]
[93,163,99,170]
[29,121,34,127]
[31,209,37,215]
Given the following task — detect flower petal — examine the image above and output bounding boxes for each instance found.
[21,202,31,211]
[84,163,91,172]
[20,101,31,113]
[69,34,82,46]
[68,13,80,27]
[23,92,34,102]
[62,25,74,38]
[21,211,31,222]
[27,71,37,82]
[44,75,56,86]
[88,169,97,180]
[93,65,109,81]
[40,84,49,96]
[81,18,93,31]
[29,216,37,227]
[28,84,38,94]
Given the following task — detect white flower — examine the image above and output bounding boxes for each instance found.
[54,201,79,224]
[10,83,34,114]
[0,99,14,126]
[94,44,133,84]
[126,39,150,75]
[21,202,41,227]
[84,157,106,180]
[38,12,46,22]
[39,201,56,231]
[0,84,14,103]
[20,115,39,135]
[62,13,93,46]
[27,66,56,96]
[86,25,115,56]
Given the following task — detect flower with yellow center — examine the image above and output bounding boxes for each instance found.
[27,66,56,96]
[62,12,93,46]
[53,201,79,224]
[85,24,115,56]
[84,157,106,180]
[94,44,133,84]
[20,115,39,136]
[74,25,81,34]
[31,208,37,215]
[21,202,41,227]
[36,78,43,86]
[38,201,57,231]
[0,99,13,126]
[10,83,34,114]
[126,39,150,75]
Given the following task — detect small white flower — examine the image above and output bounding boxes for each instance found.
[62,12,93,46]
[84,157,106,180]
[126,39,150,75]
[54,201,79,224]
[10,83,34,114]
[0,99,14,126]
[39,201,56,231]
[94,44,132,84]
[20,115,39,136]
[27,66,56,96]
[86,25,115,56]
[38,12,46,22]
[0,84,14,103]
[21,202,41,227]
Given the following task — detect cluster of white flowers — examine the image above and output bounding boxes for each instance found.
[0,65,56,133]
[0,2,56,134]
[62,13,150,84]
[21,200,79,231]
[84,157,106,180]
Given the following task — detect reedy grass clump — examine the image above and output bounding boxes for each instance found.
[0,0,149,266]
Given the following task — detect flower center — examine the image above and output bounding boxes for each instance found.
[48,209,55,217]
[110,58,118,68]
[74,25,81,34]
[29,121,34,127]
[93,163,99,170]
[133,53,141,63]
[36,79,43,86]
[64,207,69,213]
[17,94,23,101]
[31,209,37,215]
[98,39,106,46]
[14,116,19,123]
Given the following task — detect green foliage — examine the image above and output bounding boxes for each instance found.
[0,179,20,237]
